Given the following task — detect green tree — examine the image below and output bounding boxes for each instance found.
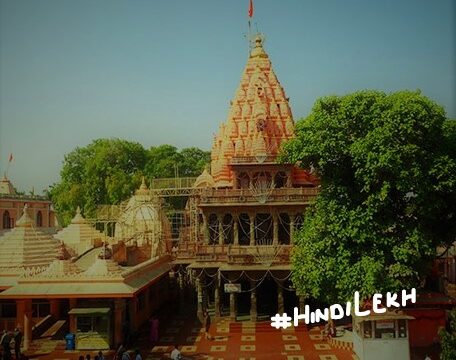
[50,139,210,225]
[281,90,456,303]
[440,308,456,360]
[144,145,210,178]
[50,138,148,225]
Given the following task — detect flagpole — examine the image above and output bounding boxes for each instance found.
[248,0,254,52]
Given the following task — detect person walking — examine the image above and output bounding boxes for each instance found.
[134,349,142,360]
[1,330,12,360]
[13,328,22,360]
[202,310,212,340]
[170,344,182,360]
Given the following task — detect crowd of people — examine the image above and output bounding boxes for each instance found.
[0,328,23,360]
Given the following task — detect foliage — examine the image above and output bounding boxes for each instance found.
[50,139,210,226]
[145,145,210,178]
[281,90,456,303]
[439,308,456,360]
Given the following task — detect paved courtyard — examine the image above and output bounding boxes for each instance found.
[24,314,355,360]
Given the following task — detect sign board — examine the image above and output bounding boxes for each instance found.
[376,320,395,329]
[224,283,241,293]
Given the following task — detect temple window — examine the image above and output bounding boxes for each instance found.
[208,214,218,245]
[0,301,16,318]
[238,213,250,245]
[36,210,43,227]
[363,321,372,338]
[374,320,396,339]
[32,300,50,318]
[274,171,288,188]
[278,213,290,244]
[237,172,250,189]
[254,213,273,245]
[398,319,407,338]
[2,210,11,229]
[223,214,234,245]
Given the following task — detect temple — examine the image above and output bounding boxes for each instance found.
[0,175,57,232]
[174,34,318,321]
[0,32,454,356]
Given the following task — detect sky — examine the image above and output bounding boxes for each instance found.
[0,0,455,193]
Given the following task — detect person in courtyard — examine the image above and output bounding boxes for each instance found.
[85,354,91,360]
[202,310,212,340]
[78,356,84,360]
[170,344,182,360]
[97,350,105,360]
[121,350,131,360]
[1,330,12,360]
[134,349,142,360]
[13,327,22,360]
[114,343,125,360]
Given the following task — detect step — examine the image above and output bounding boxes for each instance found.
[41,320,66,338]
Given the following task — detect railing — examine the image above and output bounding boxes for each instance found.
[230,155,278,164]
[173,243,293,265]
[150,177,198,190]
[0,194,49,201]
[199,187,318,205]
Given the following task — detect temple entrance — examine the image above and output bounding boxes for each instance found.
[257,276,278,318]
[237,280,251,318]
[283,282,298,315]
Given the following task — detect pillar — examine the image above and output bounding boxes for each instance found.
[214,281,221,318]
[196,277,203,321]
[202,214,209,244]
[69,298,77,333]
[16,300,33,351]
[277,285,284,314]
[23,305,33,351]
[289,213,296,244]
[249,213,255,246]
[273,213,279,245]
[250,281,257,322]
[233,218,239,245]
[229,293,237,321]
[217,214,224,245]
[114,299,126,346]
[178,273,186,313]
[50,299,60,318]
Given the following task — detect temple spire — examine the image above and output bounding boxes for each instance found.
[210,33,295,186]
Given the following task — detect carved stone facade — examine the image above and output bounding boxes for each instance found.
[178,35,318,321]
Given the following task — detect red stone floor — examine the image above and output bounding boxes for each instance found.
[21,311,440,360]
[23,315,356,360]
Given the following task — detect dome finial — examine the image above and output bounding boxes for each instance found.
[249,33,267,58]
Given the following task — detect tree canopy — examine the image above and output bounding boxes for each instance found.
[281,90,455,304]
[50,139,209,226]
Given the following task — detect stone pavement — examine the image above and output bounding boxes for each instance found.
[23,316,355,360]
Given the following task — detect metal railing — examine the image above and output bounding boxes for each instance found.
[198,187,318,205]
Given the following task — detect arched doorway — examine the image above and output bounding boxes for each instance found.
[2,211,11,229]
[36,211,43,227]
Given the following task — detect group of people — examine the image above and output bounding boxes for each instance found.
[0,328,23,360]
[77,351,105,360]
[113,344,142,360]
[169,310,212,360]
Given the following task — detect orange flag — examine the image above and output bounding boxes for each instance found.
[248,0,254,18]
